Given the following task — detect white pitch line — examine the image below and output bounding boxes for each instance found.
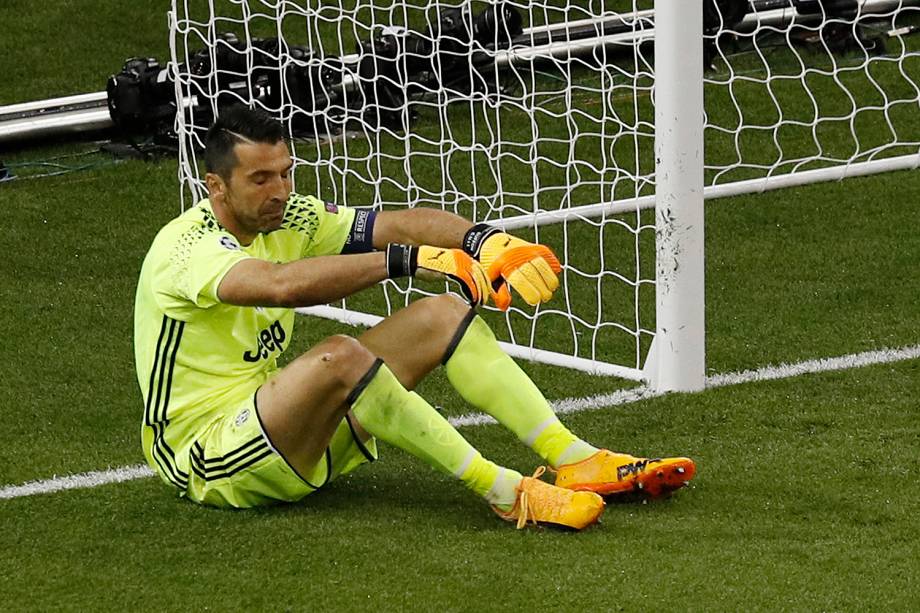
[705,344,920,387]
[451,344,920,427]
[0,464,154,500]
[2,344,918,501]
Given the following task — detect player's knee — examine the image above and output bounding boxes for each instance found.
[316,335,377,389]
[416,294,472,337]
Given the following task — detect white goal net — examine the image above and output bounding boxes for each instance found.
[169,0,920,387]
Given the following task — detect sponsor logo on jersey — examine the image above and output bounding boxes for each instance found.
[219,235,241,251]
[243,320,286,362]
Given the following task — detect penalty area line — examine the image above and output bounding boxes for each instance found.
[2,344,918,501]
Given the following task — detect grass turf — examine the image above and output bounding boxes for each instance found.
[2,2,920,610]
[0,360,918,611]
[2,156,919,611]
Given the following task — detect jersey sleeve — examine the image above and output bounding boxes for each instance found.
[164,226,253,309]
[281,194,358,258]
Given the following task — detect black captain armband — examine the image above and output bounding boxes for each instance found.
[341,208,378,254]
[462,222,501,258]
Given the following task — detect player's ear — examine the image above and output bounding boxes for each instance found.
[205,172,227,201]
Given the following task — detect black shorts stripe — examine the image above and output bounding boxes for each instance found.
[344,413,377,463]
[316,448,332,489]
[189,439,270,475]
[191,435,264,466]
[151,422,188,489]
[252,390,330,490]
[150,441,180,488]
[189,447,275,482]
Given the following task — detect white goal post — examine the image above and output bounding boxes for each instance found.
[169,0,920,392]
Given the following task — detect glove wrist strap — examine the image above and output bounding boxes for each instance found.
[385,243,418,278]
[462,223,501,258]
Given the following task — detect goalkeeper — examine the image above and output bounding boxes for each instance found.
[134,105,695,530]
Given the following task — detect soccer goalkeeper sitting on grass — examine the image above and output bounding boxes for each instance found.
[133,105,695,530]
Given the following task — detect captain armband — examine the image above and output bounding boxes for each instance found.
[341,209,378,254]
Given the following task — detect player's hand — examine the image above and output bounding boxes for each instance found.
[386,243,493,307]
[462,224,561,311]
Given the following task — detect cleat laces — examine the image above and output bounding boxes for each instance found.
[513,466,546,529]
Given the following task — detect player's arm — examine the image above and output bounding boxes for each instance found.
[217,252,388,308]
[371,208,472,249]
[217,246,492,308]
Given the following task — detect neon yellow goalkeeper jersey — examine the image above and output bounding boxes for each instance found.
[134,194,357,488]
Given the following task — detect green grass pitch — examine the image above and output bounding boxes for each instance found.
[2,1,920,610]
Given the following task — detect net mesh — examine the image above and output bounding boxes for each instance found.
[169,0,920,377]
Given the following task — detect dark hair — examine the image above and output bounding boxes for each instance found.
[204,105,285,180]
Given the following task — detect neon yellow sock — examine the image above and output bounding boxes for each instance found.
[350,361,521,505]
[444,315,597,468]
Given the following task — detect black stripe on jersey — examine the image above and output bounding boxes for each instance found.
[145,316,185,426]
[150,318,178,424]
[144,316,169,427]
[143,315,188,490]
[159,319,185,424]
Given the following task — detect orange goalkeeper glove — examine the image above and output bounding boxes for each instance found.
[386,243,492,307]
[462,224,561,311]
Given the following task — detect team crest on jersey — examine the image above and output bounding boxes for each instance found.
[219,235,240,251]
[235,409,250,427]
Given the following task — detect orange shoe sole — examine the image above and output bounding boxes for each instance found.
[566,457,696,499]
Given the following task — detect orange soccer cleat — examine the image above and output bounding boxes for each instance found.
[554,450,696,499]
[493,467,605,530]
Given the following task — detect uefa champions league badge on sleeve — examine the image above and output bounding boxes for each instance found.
[324,201,338,214]
[219,235,241,251]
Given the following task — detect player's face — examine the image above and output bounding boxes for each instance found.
[223,140,293,236]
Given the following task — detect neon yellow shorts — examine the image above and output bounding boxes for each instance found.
[147,390,378,509]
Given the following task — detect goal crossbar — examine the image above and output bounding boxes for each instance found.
[491,152,920,232]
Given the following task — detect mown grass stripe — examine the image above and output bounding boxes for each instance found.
[2,343,918,500]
